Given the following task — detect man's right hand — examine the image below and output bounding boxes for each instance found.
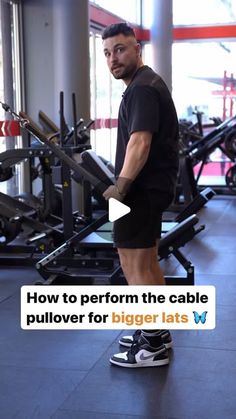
[103,177,132,201]
[103,185,125,201]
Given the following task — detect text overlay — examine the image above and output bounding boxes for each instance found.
[21,285,216,330]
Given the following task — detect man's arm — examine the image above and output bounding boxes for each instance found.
[119,130,152,180]
[103,131,152,200]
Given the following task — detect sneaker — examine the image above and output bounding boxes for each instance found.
[110,336,169,368]
[119,329,173,349]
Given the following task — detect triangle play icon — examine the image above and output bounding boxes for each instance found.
[108,198,131,222]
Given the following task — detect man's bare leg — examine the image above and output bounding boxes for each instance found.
[117,241,165,285]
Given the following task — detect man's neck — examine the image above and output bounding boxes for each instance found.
[124,62,144,86]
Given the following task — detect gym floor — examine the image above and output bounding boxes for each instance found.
[1,194,236,419]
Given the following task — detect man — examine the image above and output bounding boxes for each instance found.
[102,23,179,368]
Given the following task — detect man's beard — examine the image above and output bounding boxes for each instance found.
[112,64,136,80]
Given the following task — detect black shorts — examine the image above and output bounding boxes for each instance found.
[113,187,173,249]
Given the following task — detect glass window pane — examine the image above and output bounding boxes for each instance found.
[194,159,235,187]
[172,40,236,188]
[95,35,111,119]
[89,31,124,163]
[142,43,154,68]
[172,41,236,121]
[91,0,141,25]
[142,0,154,28]
[173,0,236,25]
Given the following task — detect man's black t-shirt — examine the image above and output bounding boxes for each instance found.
[115,65,179,196]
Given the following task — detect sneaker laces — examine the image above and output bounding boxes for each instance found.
[130,342,141,355]
[130,335,148,355]
[133,330,141,341]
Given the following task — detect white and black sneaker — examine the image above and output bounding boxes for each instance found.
[110,336,169,368]
[119,329,173,349]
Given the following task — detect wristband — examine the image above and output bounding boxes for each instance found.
[115,184,126,196]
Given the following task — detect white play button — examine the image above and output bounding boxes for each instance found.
[108,198,131,222]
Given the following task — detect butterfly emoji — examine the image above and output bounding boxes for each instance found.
[193,311,208,324]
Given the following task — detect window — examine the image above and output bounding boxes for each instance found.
[171,0,236,187]
[90,31,124,163]
[172,41,236,122]
[172,40,236,186]
[89,1,145,163]
[90,0,141,25]
[142,43,154,68]
[173,0,236,25]
[141,0,154,28]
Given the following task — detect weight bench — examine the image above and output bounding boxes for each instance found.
[175,187,215,222]
[77,213,203,285]
[159,214,204,285]
[36,211,202,285]
[80,149,114,186]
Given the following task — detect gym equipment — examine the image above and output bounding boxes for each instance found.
[225,164,236,194]
[0,95,95,248]
[0,101,108,245]
[35,213,202,286]
[179,109,204,148]
[224,129,236,158]
[98,156,115,174]
[175,114,236,197]
[38,95,94,147]
[179,111,222,151]
[174,187,215,223]
[0,216,21,244]
[0,146,65,247]
[0,191,63,241]
[0,166,14,182]
[16,111,109,191]
[188,115,236,181]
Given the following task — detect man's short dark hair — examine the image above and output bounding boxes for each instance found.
[102,23,136,40]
